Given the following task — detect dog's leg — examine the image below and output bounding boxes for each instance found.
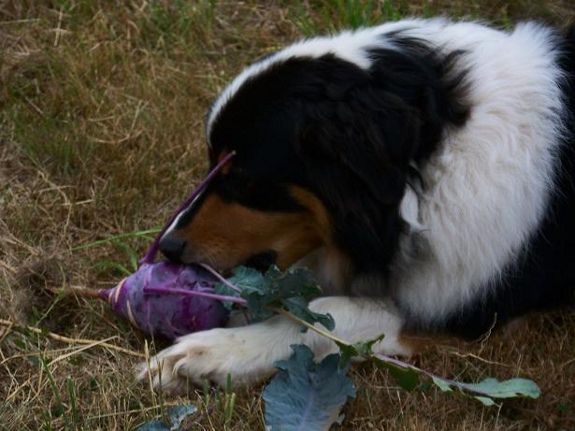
[136,297,412,393]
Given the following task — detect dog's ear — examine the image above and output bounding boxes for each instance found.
[293,48,468,278]
[295,81,415,278]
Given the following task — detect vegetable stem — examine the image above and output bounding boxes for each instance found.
[271,307,464,388]
[271,307,349,346]
[199,263,242,293]
[372,353,477,394]
[273,306,505,399]
[142,286,247,305]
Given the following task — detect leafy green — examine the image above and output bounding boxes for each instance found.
[337,334,385,366]
[213,264,542,427]
[263,345,355,431]
[432,376,541,406]
[215,265,541,415]
[214,265,334,330]
[336,334,420,391]
[136,404,196,431]
[373,357,420,392]
[334,334,539,402]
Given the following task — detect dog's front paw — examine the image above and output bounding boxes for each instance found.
[136,321,294,394]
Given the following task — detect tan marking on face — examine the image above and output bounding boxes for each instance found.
[290,187,354,288]
[175,192,324,270]
[288,187,332,241]
[217,151,233,174]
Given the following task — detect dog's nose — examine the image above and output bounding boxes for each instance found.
[159,234,186,263]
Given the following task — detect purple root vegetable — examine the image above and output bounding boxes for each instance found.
[98,262,229,339]
[73,152,238,340]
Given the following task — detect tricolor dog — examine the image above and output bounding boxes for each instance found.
[138,18,575,392]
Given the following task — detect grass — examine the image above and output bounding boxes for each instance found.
[0,0,574,429]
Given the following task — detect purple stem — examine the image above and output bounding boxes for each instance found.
[140,151,236,265]
[98,289,111,301]
[142,286,247,305]
[199,263,242,293]
[374,353,460,389]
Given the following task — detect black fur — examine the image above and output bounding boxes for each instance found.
[205,26,574,340]
[208,35,470,288]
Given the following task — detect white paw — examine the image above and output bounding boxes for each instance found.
[135,297,412,395]
[136,319,296,394]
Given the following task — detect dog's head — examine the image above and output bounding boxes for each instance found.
[160,36,468,289]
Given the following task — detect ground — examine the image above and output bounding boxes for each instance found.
[0,1,574,430]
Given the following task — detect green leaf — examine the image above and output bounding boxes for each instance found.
[474,396,497,406]
[264,345,356,431]
[283,297,335,332]
[255,266,332,328]
[432,376,541,405]
[227,266,267,290]
[373,357,420,392]
[431,376,452,393]
[337,334,385,367]
[213,284,242,311]
[557,403,573,412]
[136,404,196,431]
[336,336,419,392]
[459,377,541,399]
[216,264,541,410]
[212,285,238,310]
[219,265,334,330]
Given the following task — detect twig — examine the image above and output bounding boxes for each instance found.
[0,18,41,25]
[66,285,103,298]
[0,319,144,358]
[0,346,93,365]
[54,9,63,47]
[448,351,511,368]
[24,96,44,116]
[48,337,117,365]
[0,321,14,345]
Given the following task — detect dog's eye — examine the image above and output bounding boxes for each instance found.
[216,169,255,200]
[229,167,254,186]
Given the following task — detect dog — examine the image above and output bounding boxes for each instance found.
[137,18,575,393]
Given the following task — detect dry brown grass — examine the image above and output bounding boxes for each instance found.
[0,1,574,430]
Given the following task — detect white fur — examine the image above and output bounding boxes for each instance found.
[163,190,205,238]
[141,19,567,391]
[390,20,566,322]
[400,185,424,233]
[137,297,409,390]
